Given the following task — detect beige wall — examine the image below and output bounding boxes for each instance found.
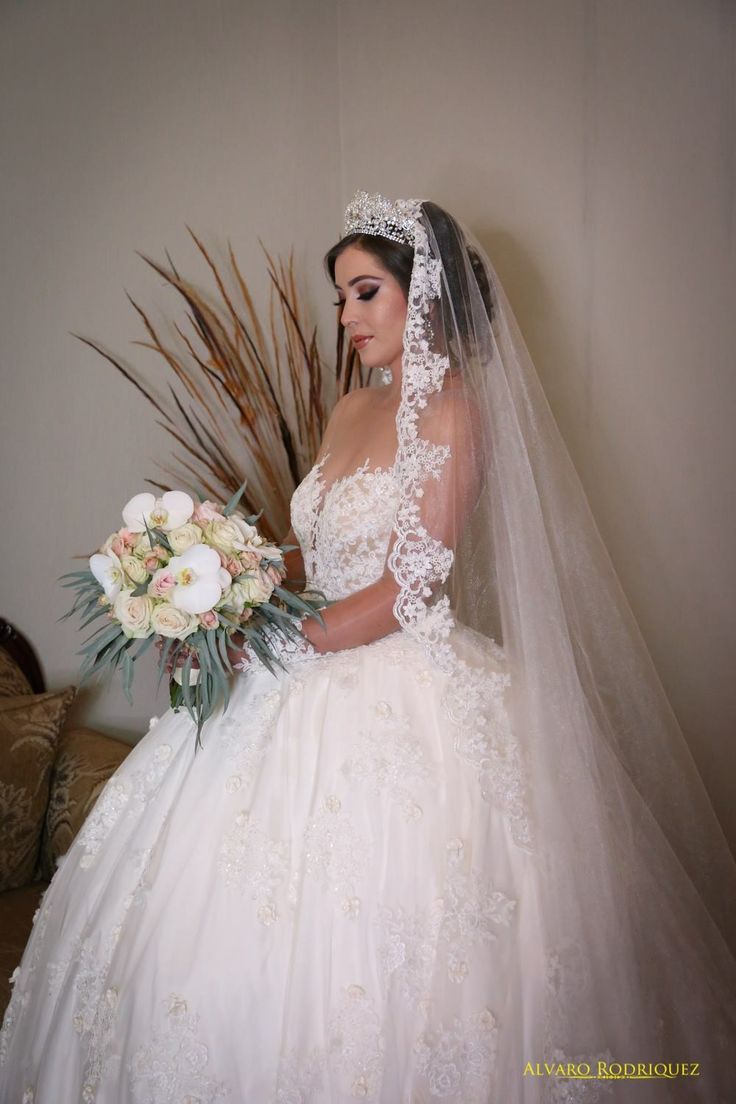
[2,1,734,851]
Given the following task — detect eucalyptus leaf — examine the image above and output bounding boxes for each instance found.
[151,527,174,555]
[135,634,156,660]
[122,650,134,703]
[77,607,109,631]
[181,654,195,714]
[156,637,176,691]
[78,623,123,655]
[222,479,248,517]
[216,629,234,674]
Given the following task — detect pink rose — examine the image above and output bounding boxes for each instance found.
[218,551,243,577]
[111,529,138,556]
[266,564,283,586]
[193,500,226,524]
[143,554,161,573]
[239,550,261,572]
[147,568,176,598]
[199,610,219,630]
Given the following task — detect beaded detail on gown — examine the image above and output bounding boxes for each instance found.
[3,456,726,1103]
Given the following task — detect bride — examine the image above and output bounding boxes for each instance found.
[1,191,735,1103]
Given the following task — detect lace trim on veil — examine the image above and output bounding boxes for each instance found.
[387,211,456,668]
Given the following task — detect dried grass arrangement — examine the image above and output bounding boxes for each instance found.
[73,228,366,542]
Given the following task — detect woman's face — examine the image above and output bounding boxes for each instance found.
[333,245,408,373]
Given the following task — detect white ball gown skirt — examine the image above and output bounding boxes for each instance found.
[0,628,544,1103]
[0,626,733,1103]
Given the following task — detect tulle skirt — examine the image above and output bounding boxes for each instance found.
[0,629,732,1102]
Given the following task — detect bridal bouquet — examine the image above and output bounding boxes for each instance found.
[61,485,324,745]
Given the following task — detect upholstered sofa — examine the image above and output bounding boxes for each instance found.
[0,619,131,1017]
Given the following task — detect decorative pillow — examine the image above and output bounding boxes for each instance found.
[0,686,76,891]
[37,726,131,881]
[0,649,33,698]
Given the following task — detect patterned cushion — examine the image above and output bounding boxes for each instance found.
[0,882,47,1018]
[0,649,33,698]
[37,726,131,881]
[0,687,76,892]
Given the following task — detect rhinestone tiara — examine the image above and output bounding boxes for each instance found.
[343,190,421,247]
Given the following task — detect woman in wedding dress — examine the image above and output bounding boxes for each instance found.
[1,192,735,1103]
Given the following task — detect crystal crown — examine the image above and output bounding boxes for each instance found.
[343,190,421,247]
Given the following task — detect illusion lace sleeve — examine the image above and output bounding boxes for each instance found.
[301,386,482,656]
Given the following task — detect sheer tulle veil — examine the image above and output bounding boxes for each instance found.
[339,191,736,1096]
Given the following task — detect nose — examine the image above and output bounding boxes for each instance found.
[340,297,359,328]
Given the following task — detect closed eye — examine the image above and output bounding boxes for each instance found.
[332,288,379,307]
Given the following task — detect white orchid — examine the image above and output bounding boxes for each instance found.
[65,482,329,746]
[167,544,231,615]
[89,550,125,602]
[122,491,194,534]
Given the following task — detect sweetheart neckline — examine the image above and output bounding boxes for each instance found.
[304,452,398,502]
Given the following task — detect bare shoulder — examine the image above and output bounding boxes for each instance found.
[315,386,377,456]
[334,385,378,415]
[327,386,378,430]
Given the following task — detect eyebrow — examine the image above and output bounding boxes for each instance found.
[333,274,383,291]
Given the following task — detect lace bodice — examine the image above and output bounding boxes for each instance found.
[290,454,400,600]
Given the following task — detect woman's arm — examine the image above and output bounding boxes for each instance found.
[244,387,480,661]
[224,384,480,666]
[280,526,306,592]
[300,573,400,654]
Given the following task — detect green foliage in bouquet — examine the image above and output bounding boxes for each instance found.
[60,481,327,749]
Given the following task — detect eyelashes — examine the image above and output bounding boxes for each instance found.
[332,288,379,307]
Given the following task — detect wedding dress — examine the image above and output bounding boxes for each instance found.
[1,458,537,1104]
[3,191,736,1103]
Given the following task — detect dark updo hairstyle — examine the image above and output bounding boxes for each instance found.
[323,201,496,353]
[324,233,414,298]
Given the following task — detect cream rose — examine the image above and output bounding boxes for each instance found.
[204,518,244,555]
[113,590,154,639]
[120,554,148,586]
[100,532,119,556]
[151,602,198,639]
[231,516,264,549]
[236,570,274,606]
[218,579,267,615]
[257,543,283,563]
[168,522,203,555]
[217,583,244,615]
[134,533,169,561]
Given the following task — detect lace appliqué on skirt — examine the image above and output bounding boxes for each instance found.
[218,810,289,926]
[128,993,230,1103]
[340,698,433,823]
[413,1009,498,1102]
[275,983,384,1102]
